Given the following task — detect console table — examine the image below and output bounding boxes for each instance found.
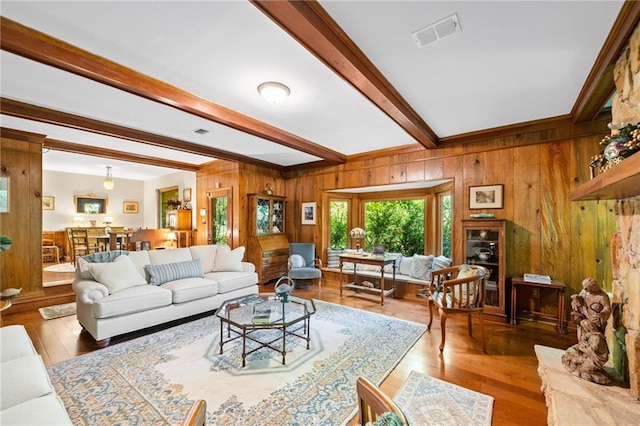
[339,253,397,305]
[510,277,567,334]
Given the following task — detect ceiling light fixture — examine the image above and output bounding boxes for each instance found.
[257,81,290,104]
[103,166,114,190]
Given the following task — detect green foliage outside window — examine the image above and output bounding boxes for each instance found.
[330,200,348,248]
[441,194,452,258]
[364,200,424,256]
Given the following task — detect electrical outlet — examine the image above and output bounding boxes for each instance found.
[531,288,540,298]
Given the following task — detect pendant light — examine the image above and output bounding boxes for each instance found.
[103,166,114,190]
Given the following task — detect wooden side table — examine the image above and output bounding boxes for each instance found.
[510,277,567,334]
[339,253,397,305]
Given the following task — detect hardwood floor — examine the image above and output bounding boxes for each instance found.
[1,276,577,425]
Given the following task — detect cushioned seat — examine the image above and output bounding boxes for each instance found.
[93,285,172,319]
[161,278,219,303]
[288,243,322,289]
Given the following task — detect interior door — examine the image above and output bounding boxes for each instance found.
[208,188,232,245]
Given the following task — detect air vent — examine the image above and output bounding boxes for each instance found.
[193,128,210,135]
[411,13,461,48]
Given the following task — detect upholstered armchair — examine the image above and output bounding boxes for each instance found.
[287,243,322,289]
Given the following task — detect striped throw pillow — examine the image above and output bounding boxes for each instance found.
[144,259,204,286]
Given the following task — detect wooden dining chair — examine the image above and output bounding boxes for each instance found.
[67,228,96,264]
[356,376,408,425]
[426,264,489,353]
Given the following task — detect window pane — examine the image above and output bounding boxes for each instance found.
[364,200,424,255]
[329,200,348,248]
[440,194,452,258]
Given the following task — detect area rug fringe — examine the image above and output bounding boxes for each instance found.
[46,299,426,425]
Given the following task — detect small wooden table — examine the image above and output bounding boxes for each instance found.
[510,277,567,334]
[339,253,397,305]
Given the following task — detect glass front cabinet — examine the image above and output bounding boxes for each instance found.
[461,219,508,321]
[247,194,289,284]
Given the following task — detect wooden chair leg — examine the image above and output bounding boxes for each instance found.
[439,308,448,352]
[427,299,434,331]
[478,311,487,353]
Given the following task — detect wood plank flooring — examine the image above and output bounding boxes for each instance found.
[1,275,577,425]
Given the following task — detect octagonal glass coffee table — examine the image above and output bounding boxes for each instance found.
[216,293,316,367]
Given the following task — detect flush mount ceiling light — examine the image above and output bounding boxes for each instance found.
[103,166,114,190]
[257,81,290,104]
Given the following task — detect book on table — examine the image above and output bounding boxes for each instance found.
[523,273,552,284]
[252,306,272,324]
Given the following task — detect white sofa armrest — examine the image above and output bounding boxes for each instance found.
[72,279,109,304]
[241,262,255,273]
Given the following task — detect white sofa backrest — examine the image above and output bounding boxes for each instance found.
[128,250,151,279]
[189,245,218,273]
[148,247,192,265]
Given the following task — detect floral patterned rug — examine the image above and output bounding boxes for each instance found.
[394,370,494,425]
[47,300,426,425]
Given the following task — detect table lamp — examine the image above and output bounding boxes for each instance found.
[167,232,177,249]
[349,227,366,253]
[103,217,113,234]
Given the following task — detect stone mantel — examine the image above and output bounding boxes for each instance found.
[535,345,640,425]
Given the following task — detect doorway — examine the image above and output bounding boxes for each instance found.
[158,186,179,228]
[208,188,232,245]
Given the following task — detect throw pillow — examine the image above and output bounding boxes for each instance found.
[144,259,204,286]
[410,254,434,281]
[213,245,245,272]
[87,255,148,294]
[398,255,413,276]
[433,255,452,271]
[457,264,486,278]
[326,248,342,268]
[290,254,306,269]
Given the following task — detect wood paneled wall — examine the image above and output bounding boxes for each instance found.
[196,115,616,316]
[1,128,45,296]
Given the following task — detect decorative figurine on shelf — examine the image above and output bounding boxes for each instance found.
[265,183,274,195]
[589,121,640,176]
[561,278,612,384]
[274,276,295,303]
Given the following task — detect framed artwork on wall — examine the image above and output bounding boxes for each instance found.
[42,196,55,210]
[123,201,139,214]
[469,184,504,209]
[183,188,192,202]
[75,195,107,214]
[301,202,316,225]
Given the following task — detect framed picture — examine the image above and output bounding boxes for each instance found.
[183,188,192,202]
[301,202,316,225]
[123,201,139,214]
[75,195,107,214]
[469,184,504,209]
[42,196,55,210]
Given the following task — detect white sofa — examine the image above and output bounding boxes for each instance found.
[0,325,72,425]
[73,244,259,347]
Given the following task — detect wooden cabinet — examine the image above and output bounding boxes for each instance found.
[166,209,192,230]
[247,194,289,284]
[462,219,508,322]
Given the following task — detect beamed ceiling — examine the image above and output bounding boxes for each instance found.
[1,1,639,180]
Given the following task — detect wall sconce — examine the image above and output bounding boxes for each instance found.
[200,208,207,224]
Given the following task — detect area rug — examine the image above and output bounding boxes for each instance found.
[38,302,77,320]
[394,370,494,425]
[43,262,75,273]
[47,300,426,425]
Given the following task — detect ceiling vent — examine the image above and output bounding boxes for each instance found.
[193,128,210,135]
[411,13,461,48]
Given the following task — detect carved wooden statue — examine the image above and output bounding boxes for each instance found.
[562,278,612,384]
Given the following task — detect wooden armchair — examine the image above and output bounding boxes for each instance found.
[426,265,489,353]
[180,399,207,426]
[356,376,408,425]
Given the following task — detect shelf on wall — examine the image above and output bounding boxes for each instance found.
[570,153,640,201]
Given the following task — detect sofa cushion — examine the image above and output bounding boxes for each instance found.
[410,254,434,281]
[93,285,172,319]
[189,245,218,273]
[0,355,53,410]
[290,254,306,268]
[204,271,258,293]
[87,255,148,294]
[399,256,414,276]
[326,248,342,268]
[148,247,193,265]
[0,394,73,425]
[160,277,218,303]
[213,246,245,272]
[0,325,36,363]
[144,259,204,286]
